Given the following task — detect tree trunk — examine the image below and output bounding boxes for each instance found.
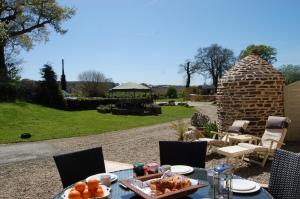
[185,62,191,88]
[213,77,218,93]
[0,43,8,81]
[186,72,191,88]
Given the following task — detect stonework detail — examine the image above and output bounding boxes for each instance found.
[217,55,284,135]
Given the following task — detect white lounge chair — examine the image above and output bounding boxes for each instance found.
[217,116,290,167]
[196,120,250,154]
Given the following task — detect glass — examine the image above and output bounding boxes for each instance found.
[207,169,215,187]
[133,163,145,177]
[214,163,233,199]
[101,175,111,187]
[146,162,159,174]
[158,165,171,173]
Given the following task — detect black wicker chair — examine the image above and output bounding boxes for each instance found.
[268,149,300,199]
[159,141,207,168]
[53,147,106,188]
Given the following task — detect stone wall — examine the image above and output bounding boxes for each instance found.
[217,55,284,135]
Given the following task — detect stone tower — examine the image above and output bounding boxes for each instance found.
[217,55,284,135]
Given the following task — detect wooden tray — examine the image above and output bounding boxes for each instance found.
[120,173,207,199]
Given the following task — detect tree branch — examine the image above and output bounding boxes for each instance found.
[9,19,52,37]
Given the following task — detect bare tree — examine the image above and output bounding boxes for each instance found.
[78,70,112,97]
[194,44,236,91]
[179,60,197,88]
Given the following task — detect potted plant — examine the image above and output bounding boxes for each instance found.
[170,120,188,141]
[190,112,210,128]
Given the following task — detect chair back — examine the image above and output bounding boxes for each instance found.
[53,147,106,188]
[261,116,290,149]
[269,149,300,198]
[159,141,207,168]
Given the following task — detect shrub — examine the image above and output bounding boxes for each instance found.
[177,102,189,107]
[170,120,188,141]
[151,104,162,115]
[97,105,111,113]
[65,98,153,111]
[168,100,176,106]
[35,65,66,109]
[66,98,102,110]
[0,81,17,102]
[190,112,210,128]
[203,121,218,138]
[112,107,128,115]
[166,86,177,98]
[18,79,38,102]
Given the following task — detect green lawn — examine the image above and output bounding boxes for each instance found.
[0,102,196,144]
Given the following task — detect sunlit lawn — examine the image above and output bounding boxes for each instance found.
[0,102,196,144]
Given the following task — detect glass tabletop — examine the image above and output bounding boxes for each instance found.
[53,168,273,199]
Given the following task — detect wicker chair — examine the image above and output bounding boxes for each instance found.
[268,149,300,199]
[53,147,106,188]
[159,141,207,168]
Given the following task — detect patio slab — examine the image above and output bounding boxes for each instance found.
[105,160,133,172]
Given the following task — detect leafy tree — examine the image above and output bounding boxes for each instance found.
[36,64,65,109]
[0,0,75,81]
[166,86,177,98]
[239,44,277,64]
[194,44,236,92]
[279,64,300,85]
[77,70,112,97]
[179,60,197,88]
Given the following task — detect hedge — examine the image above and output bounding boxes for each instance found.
[0,82,18,102]
[65,98,153,111]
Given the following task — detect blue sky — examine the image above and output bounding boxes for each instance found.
[20,0,300,85]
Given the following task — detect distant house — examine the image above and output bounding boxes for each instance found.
[152,85,185,97]
[62,90,77,99]
[199,84,215,95]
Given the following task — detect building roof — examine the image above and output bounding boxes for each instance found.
[110,82,151,92]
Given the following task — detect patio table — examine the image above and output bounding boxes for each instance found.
[53,168,273,199]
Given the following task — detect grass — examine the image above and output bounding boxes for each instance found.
[0,102,196,144]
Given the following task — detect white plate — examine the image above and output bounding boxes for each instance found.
[86,173,118,183]
[231,179,261,193]
[232,179,256,191]
[61,185,110,199]
[170,165,194,175]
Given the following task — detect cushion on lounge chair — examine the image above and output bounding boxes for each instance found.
[266,116,289,129]
[261,129,285,150]
[238,143,268,152]
[217,145,254,157]
[232,120,250,130]
[227,126,245,134]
